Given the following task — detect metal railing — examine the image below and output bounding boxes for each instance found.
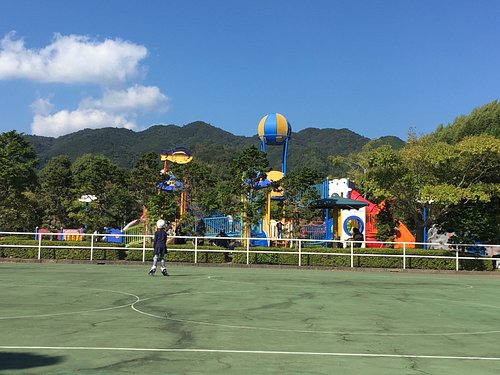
[1,231,499,271]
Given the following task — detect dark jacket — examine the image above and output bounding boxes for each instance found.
[352,229,364,247]
[216,230,230,248]
[154,228,167,254]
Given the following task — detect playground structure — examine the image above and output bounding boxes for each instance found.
[307,178,416,247]
[202,215,243,237]
[254,113,292,242]
[34,226,124,243]
[51,114,419,249]
[37,126,418,249]
[193,116,415,249]
[34,227,85,241]
[122,148,193,245]
[258,113,292,175]
[60,228,84,241]
[192,114,292,245]
[101,227,125,243]
[34,227,84,241]
[123,148,192,241]
[118,147,193,244]
[158,147,193,217]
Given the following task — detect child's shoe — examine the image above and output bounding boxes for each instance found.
[148,267,156,276]
[161,268,168,276]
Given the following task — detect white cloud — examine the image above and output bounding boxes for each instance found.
[30,85,169,137]
[3,31,170,137]
[82,85,168,113]
[0,31,147,84]
[31,105,136,138]
[30,98,54,116]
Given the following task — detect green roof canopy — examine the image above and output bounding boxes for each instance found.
[309,195,368,210]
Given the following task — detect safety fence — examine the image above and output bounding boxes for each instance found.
[1,231,499,271]
[202,216,243,236]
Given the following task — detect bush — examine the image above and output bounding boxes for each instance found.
[0,238,126,261]
[232,246,495,271]
[0,238,494,271]
[126,244,228,263]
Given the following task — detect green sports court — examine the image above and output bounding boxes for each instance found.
[1,262,499,374]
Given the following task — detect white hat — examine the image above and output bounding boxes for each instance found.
[156,219,166,229]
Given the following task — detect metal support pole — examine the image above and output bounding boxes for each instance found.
[90,233,94,261]
[246,237,250,265]
[403,243,406,270]
[194,237,198,264]
[423,206,427,249]
[298,239,302,267]
[350,242,354,268]
[37,232,42,260]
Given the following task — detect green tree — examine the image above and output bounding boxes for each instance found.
[0,131,39,231]
[229,146,270,236]
[347,135,500,244]
[416,135,500,244]
[429,100,500,143]
[145,191,178,225]
[169,159,218,219]
[439,198,500,244]
[374,201,399,243]
[38,156,73,230]
[280,167,323,238]
[128,152,162,209]
[127,151,164,225]
[328,136,405,181]
[70,154,134,231]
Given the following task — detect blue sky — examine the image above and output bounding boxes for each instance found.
[1,0,499,140]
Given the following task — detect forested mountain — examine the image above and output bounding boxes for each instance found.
[428,100,500,143]
[25,121,404,175]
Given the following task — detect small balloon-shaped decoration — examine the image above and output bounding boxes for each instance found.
[258,113,291,145]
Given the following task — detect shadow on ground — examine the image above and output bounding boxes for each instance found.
[0,352,64,371]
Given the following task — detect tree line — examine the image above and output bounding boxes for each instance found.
[332,101,500,244]
[0,131,322,237]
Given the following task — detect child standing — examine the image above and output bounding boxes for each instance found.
[148,219,169,276]
[352,227,364,248]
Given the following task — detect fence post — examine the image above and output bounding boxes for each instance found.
[456,250,459,271]
[403,243,406,270]
[194,237,198,264]
[298,239,302,267]
[246,236,250,265]
[37,232,42,260]
[350,242,354,268]
[142,234,146,263]
[90,233,94,262]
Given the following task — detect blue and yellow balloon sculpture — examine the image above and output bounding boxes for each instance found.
[257,113,292,175]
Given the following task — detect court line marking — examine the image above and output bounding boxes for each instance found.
[190,271,492,291]
[206,276,257,285]
[0,346,499,361]
[160,314,500,337]
[130,290,253,319]
[0,289,140,320]
[3,277,499,338]
[131,289,500,337]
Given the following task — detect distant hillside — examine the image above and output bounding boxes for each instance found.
[429,100,500,143]
[25,122,405,175]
